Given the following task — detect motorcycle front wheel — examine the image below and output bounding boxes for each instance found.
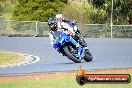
[63,46,81,63]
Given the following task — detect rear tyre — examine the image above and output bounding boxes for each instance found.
[84,50,93,62]
[63,46,81,63]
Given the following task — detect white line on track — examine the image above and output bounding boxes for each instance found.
[0,52,40,68]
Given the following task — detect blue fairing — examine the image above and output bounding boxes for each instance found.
[53,31,84,59]
[53,31,71,49]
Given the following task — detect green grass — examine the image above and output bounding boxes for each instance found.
[0,76,131,88]
[0,52,24,65]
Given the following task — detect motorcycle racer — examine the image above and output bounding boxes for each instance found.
[55,14,88,49]
[48,18,84,59]
[48,18,78,48]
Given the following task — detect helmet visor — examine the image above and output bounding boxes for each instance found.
[49,23,55,29]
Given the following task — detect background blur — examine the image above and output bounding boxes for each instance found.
[0,0,132,38]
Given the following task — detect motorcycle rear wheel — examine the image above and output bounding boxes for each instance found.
[84,50,93,62]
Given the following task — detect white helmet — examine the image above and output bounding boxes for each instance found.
[56,14,63,19]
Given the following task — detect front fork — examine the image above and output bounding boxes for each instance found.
[78,47,85,59]
[61,33,85,59]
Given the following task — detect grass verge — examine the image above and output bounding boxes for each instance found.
[0,75,131,88]
[0,52,24,65]
[0,68,132,88]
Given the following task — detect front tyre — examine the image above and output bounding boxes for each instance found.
[63,46,81,63]
[84,50,93,62]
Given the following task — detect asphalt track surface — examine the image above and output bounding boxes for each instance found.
[0,37,132,74]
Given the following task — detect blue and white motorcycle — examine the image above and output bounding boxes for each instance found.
[53,30,93,63]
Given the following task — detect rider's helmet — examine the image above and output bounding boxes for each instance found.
[56,14,64,22]
[56,14,63,19]
[48,18,57,31]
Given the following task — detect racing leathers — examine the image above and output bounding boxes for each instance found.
[57,20,88,48]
